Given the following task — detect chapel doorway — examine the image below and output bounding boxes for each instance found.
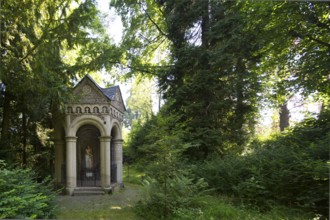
[76,124,101,187]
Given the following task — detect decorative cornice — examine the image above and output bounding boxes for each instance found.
[66,104,123,122]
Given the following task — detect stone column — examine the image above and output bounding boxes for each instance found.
[113,139,123,184]
[65,136,77,195]
[54,139,64,186]
[100,136,111,191]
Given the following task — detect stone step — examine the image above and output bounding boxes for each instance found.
[73,187,105,196]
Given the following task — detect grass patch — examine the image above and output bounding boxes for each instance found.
[123,164,145,185]
[200,195,314,220]
[57,207,136,220]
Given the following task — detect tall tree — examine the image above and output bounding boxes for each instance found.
[255,2,330,130]
[0,0,121,165]
[112,0,329,158]
[113,0,265,158]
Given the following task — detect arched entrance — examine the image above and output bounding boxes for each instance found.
[110,137,116,183]
[76,124,101,187]
[110,125,122,184]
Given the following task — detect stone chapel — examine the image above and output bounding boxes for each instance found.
[53,74,125,195]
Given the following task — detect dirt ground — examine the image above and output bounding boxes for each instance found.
[56,183,143,220]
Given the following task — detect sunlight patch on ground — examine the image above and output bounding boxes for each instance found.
[110,206,122,210]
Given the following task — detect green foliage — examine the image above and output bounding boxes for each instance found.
[116,2,330,218]
[126,105,186,165]
[124,75,154,129]
[200,195,311,220]
[0,161,57,219]
[196,114,329,216]
[137,183,311,220]
[124,114,158,164]
[0,0,122,173]
[114,0,330,160]
[113,0,268,159]
[115,1,330,218]
[109,0,170,79]
[129,110,208,219]
[158,0,264,158]
[258,2,330,97]
[123,165,145,185]
[136,174,207,220]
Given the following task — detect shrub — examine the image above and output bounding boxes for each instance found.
[200,195,311,220]
[133,119,208,219]
[196,114,329,216]
[135,173,207,220]
[234,142,328,213]
[0,161,57,219]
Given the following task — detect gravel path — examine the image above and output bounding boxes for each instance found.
[56,183,143,219]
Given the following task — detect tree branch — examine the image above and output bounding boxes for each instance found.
[307,35,330,49]
[289,30,330,49]
[142,7,168,38]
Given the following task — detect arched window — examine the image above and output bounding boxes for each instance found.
[85,107,91,113]
[93,106,99,113]
[67,106,73,113]
[76,107,82,113]
[102,106,108,113]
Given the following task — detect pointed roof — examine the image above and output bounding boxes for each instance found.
[101,86,120,101]
[74,74,126,112]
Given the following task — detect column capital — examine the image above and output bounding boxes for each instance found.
[99,136,111,142]
[112,139,124,144]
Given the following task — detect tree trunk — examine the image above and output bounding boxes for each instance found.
[1,91,11,157]
[22,112,27,166]
[201,0,210,48]
[279,102,290,132]
[232,58,247,148]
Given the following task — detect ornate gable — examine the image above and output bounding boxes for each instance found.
[72,75,126,113]
[73,76,109,104]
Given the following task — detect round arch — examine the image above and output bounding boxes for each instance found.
[110,123,122,140]
[110,121,123,184]
[68,115,108,137]
[76,124,101,187]
[110,118,122,140]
